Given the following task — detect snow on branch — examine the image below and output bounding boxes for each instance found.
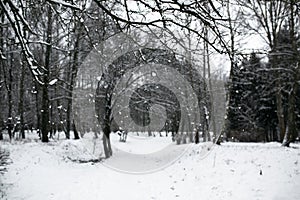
[46,0,82,11]
[5,0,36,34]
[53,0,229,54]
[0,0,44,85]
[0,50,7,60]
[91,0,229,54]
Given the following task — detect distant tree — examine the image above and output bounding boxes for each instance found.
[274,27,300,146]
[241,0,299,143]
[227,53,266,141]
[1,0,230,145]
[220,0,248,143]
[255,61,278,142]
[227,24,300,143]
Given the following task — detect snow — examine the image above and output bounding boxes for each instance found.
[47,0,82,10]
[1,132,300,200]
[49,78,58,86]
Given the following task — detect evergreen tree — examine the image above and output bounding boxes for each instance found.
[271,27,300,145]
[227,27,300,143]
[227,53,266,141]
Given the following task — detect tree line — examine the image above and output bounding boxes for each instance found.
[0,0,299,148]
[224,1,300,146]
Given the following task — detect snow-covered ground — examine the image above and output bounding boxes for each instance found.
[1,132,300,200]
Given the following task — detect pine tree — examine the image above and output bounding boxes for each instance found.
[227,53,266,141]
[272,27,300,146]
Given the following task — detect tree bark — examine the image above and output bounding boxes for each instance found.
[282,0,299,146]
[35,81,41,138]
[41,5,53,143]
[66,16,84,139]
[103,124,112,158]
[282,78,298,146]
[7,47,13,140]
[73,120,80,140]
[276,87,285,142]
[0,11,4,140]
[18,54,26,139]
[206,40,217,143]
[99,89,114,158]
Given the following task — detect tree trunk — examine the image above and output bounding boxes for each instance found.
[1,40,13,140]
[18,54,26,139]
[195,129,199,144]
[206,37,217,143]
[35,81,41,138]
[0,10,4,140]
[282,80,298,146]
[66,18,83,139]
[49,101,54,138]
[55,84,64,134]
[0,108,3,140]
[101,92,113,158]
[7,49,13,140]
[103,134,109,158]
[73,120,80,140]
[282,1,299,146]
[221,0,236,143]
[276,88,285,142]
[41,5,53,143]
[103,124,112,158]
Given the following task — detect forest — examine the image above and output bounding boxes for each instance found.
[0,1,300,199]
[0,0,299,147]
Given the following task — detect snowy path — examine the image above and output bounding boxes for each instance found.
[1,136,300,200]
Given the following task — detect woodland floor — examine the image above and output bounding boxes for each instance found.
[1,131,300,200]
